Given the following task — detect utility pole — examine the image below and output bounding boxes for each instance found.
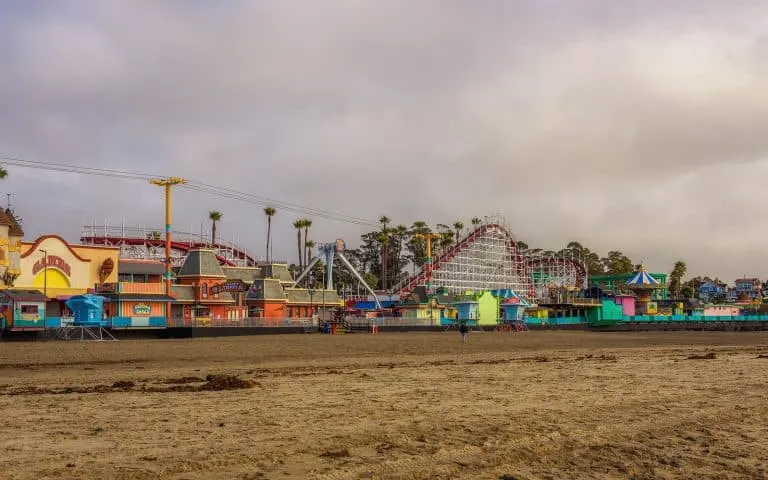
[414,233,443,294]
[149,177,186,326]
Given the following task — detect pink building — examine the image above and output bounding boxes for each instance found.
[614,295,635,316]
[702,305,741,317]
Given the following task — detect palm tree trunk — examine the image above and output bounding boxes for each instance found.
[381,244,388,291]
[211,221,217,245]
[303,227,309,266]
[296,229,303,270]
[266,218,272,263]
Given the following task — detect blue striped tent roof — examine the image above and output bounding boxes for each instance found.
[626,267,660,287]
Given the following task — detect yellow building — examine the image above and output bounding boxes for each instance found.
[0,208,24,287]
[14,235,119,299]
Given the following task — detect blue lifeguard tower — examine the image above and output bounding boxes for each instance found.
[58,294,116,341]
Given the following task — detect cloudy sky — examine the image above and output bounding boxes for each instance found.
[2,0,768,279]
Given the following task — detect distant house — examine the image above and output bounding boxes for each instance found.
[698,280,726,302]
[731,278,761,302]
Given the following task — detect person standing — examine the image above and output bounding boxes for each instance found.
[459,322,469,343]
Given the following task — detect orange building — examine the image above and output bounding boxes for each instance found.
[94,259,175,328]
[171,248,246,325]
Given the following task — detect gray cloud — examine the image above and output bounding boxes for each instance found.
[2,0,768,279]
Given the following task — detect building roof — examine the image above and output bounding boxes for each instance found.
[171,285,196,302]
[260,264,294,283]
[246,279,287,301]
[491,289,530,307]
[176,249,226,278]
[222,266,263,283]
[2,289,46,302]
[352,300,398,310]
[403,286,456,305]
[119,259,166,276]
[284,287,341,305]
[626,266,661,287]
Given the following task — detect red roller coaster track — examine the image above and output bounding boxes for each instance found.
[79,235,257,267]
[396,223,586,298]
[397,223,534,297]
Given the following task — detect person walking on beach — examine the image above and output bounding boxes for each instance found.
[459,322,469,343]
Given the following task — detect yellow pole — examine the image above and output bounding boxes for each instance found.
[150,177,186,326]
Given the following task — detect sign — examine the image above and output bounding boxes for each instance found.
[32,255,71,277]
[96,283,117,293]
[211,280,248,294]
[133,303,152,316]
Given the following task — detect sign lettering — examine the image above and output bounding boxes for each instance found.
[32,255,72,277]
[211,280,248,294]
[133,303,152,316]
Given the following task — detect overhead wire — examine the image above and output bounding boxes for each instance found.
[0,155,378,226]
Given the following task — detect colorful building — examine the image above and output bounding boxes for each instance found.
[94,260,175,328]
[0,208,24,288]
[0,289,47,330]
[400,286,454,324]
[492,289,529,322]
[172,248,246,325]
[731,278,761,301]
[452,291,499,326]
[698,280,727,302]
[15,235,119,297]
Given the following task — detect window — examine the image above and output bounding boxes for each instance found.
[201,283,208,298]
[20,305,38,314]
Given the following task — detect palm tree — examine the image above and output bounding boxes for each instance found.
[305,239,315,262]
[301,219,312,268]
[378,216,391,290]
[208,211,223,245]
[293,219,305,270]
[471,217,482,229]
[453,221,464,244]
[0,167,7,179]
[438,231,454,257]
[264,207,276,263]
[376,231,390,291]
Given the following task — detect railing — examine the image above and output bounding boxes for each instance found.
[343,316,437,328]
[169,317,319,328]
[95,282,166,294]
[80,222,288,265]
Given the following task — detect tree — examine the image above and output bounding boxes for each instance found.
[208,211,222,245]
[668,261,687,298]
[601,251,634,275]
[263,207,276,263]
[377,216,391,290]
[471,217,482,228]
[406,221,431,270]
[293,219,305,271]
[305,239,315,263]
[388,225,409,288]
[559,241,604,275]
[453,221,464,244]
[438,231,454,256]
[376,231,390,290]
[0,167,7,179]
[301,218,312,268]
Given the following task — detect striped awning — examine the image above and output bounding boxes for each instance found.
[626,266,660,287]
